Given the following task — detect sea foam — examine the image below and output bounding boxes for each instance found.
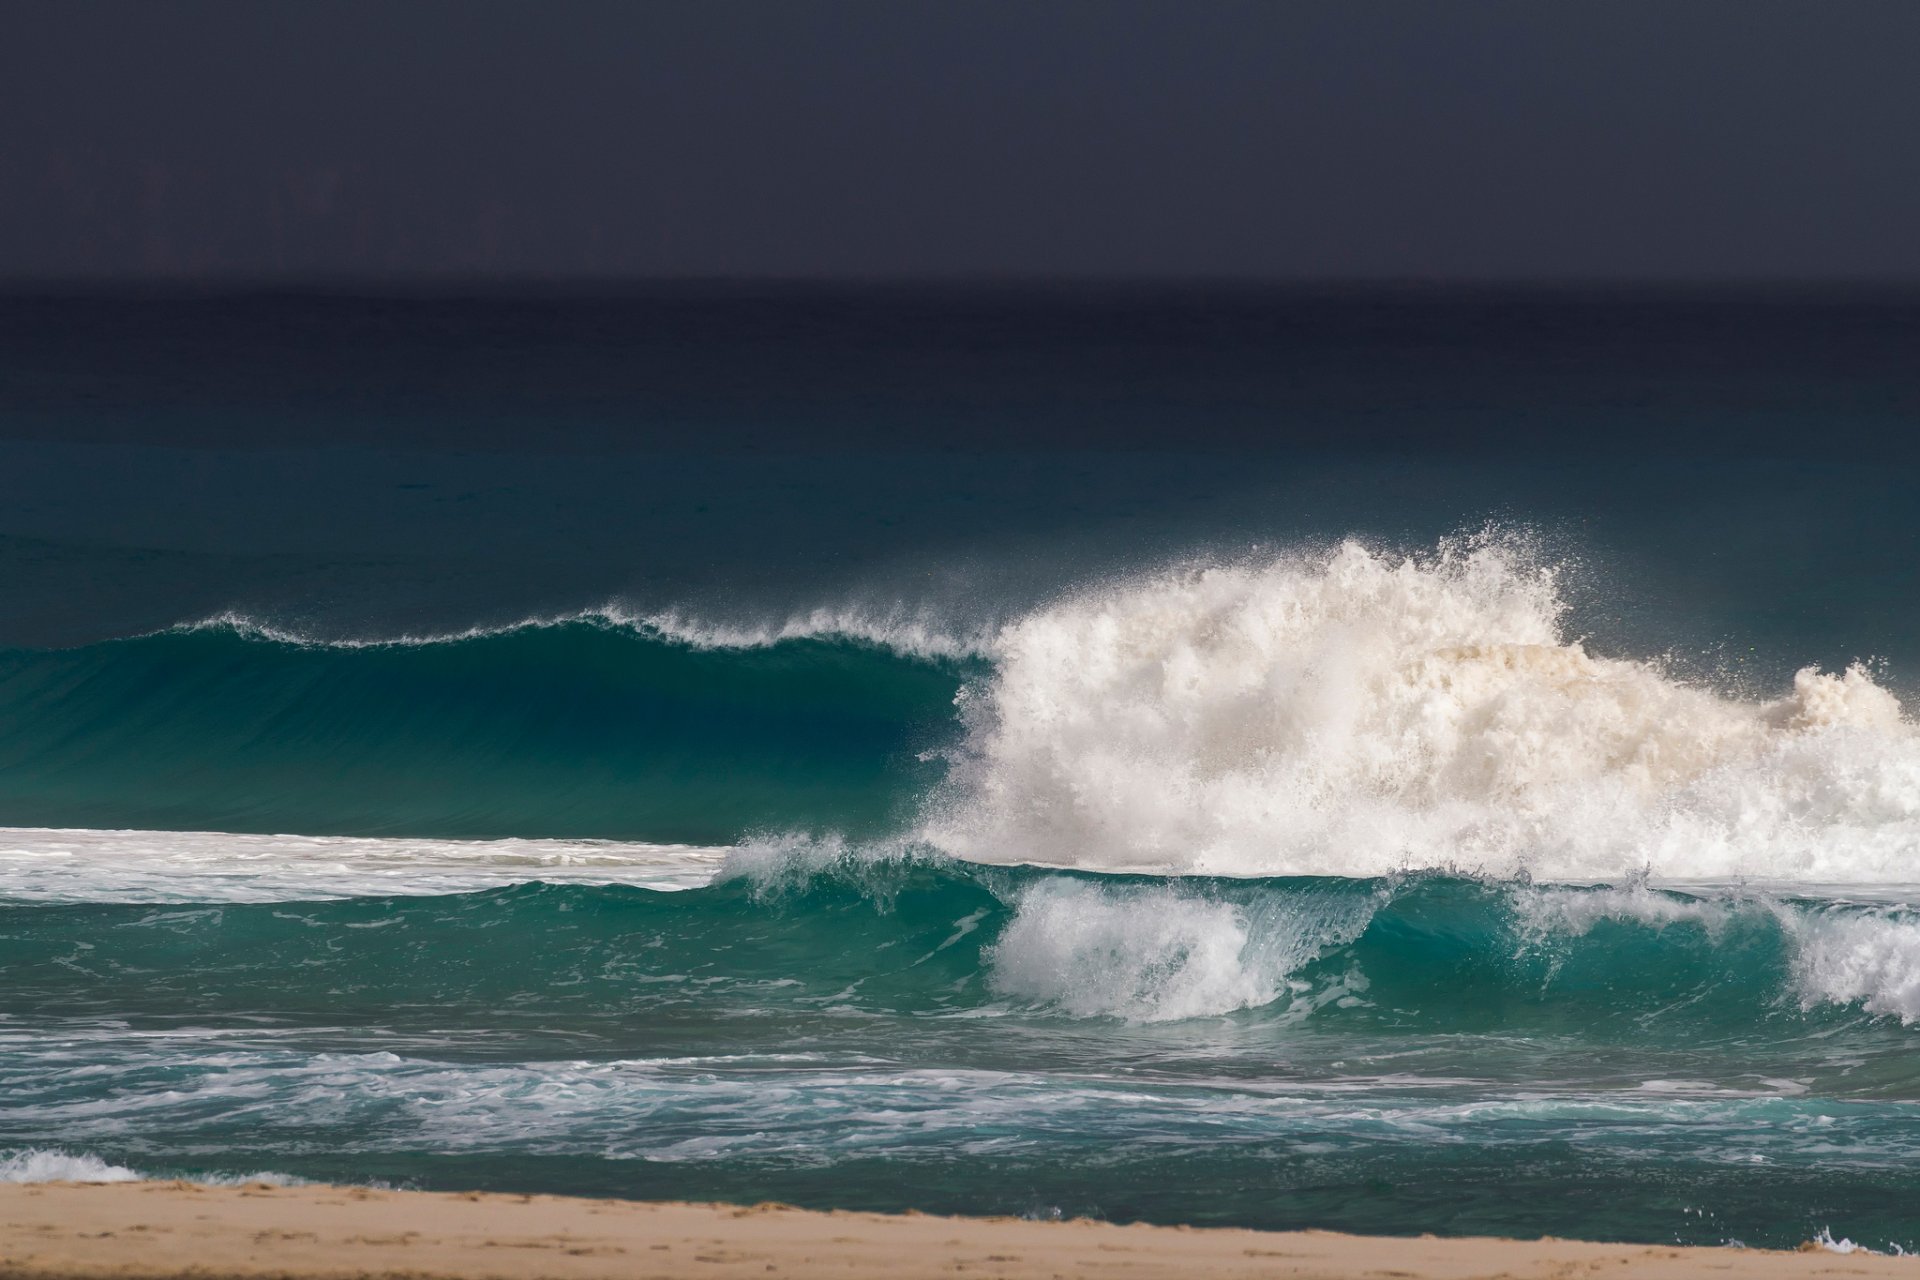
[986,877,1380,1021]
[925,536,1920,883]
[1785,906,1920,1024]
[0,1149,143,1183]
[185,601,992,662]
[0,1147,302,1186]
[0,828,728,903]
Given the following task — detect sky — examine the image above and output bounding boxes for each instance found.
[3,1,1918,281]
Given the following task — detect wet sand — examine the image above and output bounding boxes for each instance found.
[0,1182,1908,1279]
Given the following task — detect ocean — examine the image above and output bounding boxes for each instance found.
[4,283,1920,1250]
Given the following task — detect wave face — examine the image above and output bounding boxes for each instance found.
[0,619,969,843]
[929,537,1920,882]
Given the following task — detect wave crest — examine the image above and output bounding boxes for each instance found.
[182,602,991,662]
[925,536,1920,881]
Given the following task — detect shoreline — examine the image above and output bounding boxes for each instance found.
[0,1182,1909,1279]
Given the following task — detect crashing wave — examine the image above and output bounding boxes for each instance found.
[924,536,1920,883]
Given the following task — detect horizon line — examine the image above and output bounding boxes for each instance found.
[5,272,1920,296]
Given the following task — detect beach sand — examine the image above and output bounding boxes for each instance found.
[0,1182,1908,1279]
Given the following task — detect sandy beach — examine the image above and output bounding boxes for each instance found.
[0,1182,1908,1280]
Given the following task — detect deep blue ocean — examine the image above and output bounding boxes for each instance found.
[4,284,1920,1250]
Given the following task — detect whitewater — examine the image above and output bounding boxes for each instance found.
[928,535,1920,882]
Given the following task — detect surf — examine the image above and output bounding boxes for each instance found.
[6,849,1919,1035]
[926,534,1920,883]
[5,532,1918,884]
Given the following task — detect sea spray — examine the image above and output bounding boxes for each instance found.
[926,536,1920,881]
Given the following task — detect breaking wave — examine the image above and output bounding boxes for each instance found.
[9,850,1920,1030]
[4,533,1918,882]
[926,536,1920,882]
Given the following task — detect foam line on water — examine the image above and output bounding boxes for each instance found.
[0,827,729,903]
[180,602,993,661]
[4,1046,1914,1176]
[0,1147,303,1186]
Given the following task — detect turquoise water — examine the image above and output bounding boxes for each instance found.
[0,621,967,842]
[8,864,1920,1246]
[5,286,1920,1252]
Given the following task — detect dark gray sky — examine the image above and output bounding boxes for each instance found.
[4,1,1917,280]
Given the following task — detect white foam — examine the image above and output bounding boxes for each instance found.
[925,535,1920,883]
[185,601,990,661]
[0,1149,142,1183]
[1810,1227,1877,1255]
[1509,881,1736,943]
[1470,880,1920,1028]
[0,827,728,903]
[11,1047,1901,1173]
[986,879,1377,1021]
[631,604,992,661]
[1784,906,1920,1024]
[0,1147,302,1187]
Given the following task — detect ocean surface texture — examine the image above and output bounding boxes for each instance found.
[4,286,1920,1251]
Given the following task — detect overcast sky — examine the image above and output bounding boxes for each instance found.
[4,1,1917,280]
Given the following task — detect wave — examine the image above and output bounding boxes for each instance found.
[0,1146,302,1186]
[923,534,1920,882]
[984,875,1379,1021]
[0,1148,143,1183]
[8,533,1920,882]
[9,854,1920,1034]
[0,621,971,843]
